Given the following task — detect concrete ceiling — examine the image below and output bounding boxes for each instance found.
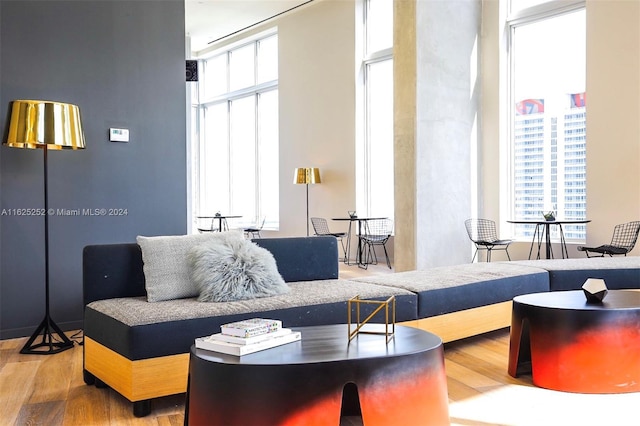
[186,0,312,53]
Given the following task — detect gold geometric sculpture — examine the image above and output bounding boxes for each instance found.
[347,295,396,343]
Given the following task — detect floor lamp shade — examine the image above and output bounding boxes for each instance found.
[293,167,321,185]
[4,100,86,149]
[3,100,86,354]
[294,167,321,236]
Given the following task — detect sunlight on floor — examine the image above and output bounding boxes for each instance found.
[449,383,638,426]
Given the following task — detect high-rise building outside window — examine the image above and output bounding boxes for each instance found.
[193,32,279,230]
[508,2,586,241]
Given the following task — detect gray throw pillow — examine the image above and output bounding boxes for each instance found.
[188,237,289,302]
[137,231,245,302]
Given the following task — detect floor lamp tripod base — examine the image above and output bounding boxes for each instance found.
[20,315,74,355]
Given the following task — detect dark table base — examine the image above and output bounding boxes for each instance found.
[186,325,449,425]
[509,291,640,393]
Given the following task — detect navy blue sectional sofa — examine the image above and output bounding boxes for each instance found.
[82,235,640,416]
[83,236,416,416]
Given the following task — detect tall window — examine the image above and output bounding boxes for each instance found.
[358,0,394,220]
[194,32,279,229]
[507,2,586,241]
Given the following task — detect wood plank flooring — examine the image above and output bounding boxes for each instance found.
[1,262,637,425]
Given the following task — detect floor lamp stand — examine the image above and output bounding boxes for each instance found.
[305,183,310,237]
[20,147,74,355]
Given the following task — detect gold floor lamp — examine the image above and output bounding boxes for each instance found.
[3,100,86,354]
[294,167,321,236]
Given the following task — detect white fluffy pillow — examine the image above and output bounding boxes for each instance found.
[188,237,289,302]
[137,231,245,302]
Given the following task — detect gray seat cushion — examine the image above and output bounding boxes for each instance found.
[350,263,549,317]
[84,278,417,360]
[509,256,640,291]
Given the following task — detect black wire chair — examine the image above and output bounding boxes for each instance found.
[577,221,640,257]
[244,217,266,239]
[310,217,348,262]
[465,218,512,262]
[196,216,228,233]
[360,219,393,269]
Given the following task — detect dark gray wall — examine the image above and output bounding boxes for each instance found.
[0,1,187,339]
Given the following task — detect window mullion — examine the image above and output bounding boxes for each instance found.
[226,51,230,93]
[254,92,260,223]
[364,63,372,214]
[507,0,585,26]
[360,0,394,220]
[202,81,277,105]
[226,100,233,211]
[363,48,393,63]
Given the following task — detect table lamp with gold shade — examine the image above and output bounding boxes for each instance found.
[3,100,86,354]
[294,167,321,236]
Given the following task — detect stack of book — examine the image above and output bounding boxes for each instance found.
[195,318,301,356]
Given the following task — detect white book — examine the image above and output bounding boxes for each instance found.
[209,328,293,345]
[220,318,283,338]
[195,330,301,356]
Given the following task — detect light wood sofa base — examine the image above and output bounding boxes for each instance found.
[84,302,512,416]
[84,337,189,415]
[400,301,513,343]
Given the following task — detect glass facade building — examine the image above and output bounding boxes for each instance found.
[513,93,586,240]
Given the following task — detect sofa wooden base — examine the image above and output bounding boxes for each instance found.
[84,302,511,417]
[84,337,189,403]
[400,301,512,343]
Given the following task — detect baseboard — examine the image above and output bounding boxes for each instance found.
[0,319,83,340]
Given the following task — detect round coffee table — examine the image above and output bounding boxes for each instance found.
[508,290,640,393]
[185,324,449,425]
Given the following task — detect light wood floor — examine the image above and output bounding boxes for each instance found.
[1,262,637,426]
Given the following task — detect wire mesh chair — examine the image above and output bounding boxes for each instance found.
[310,217,348,262]
[577,221,640,257]
[465,218,512,262]
[360,219,393,269]
[244,217,266,239]
[196,216,228,233]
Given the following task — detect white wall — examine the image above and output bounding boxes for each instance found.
[278,0,356,237]
[584,0,640,251]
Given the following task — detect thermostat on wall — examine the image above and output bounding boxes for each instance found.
[109,128,129,142]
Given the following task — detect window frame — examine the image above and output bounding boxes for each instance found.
[504,0,586,242]
[193,30,279,231]
[357,0,394,220]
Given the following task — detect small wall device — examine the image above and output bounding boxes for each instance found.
[109,128,129,142]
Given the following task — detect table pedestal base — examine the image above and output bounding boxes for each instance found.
[509,292,640,393]
[186,347,449,425]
